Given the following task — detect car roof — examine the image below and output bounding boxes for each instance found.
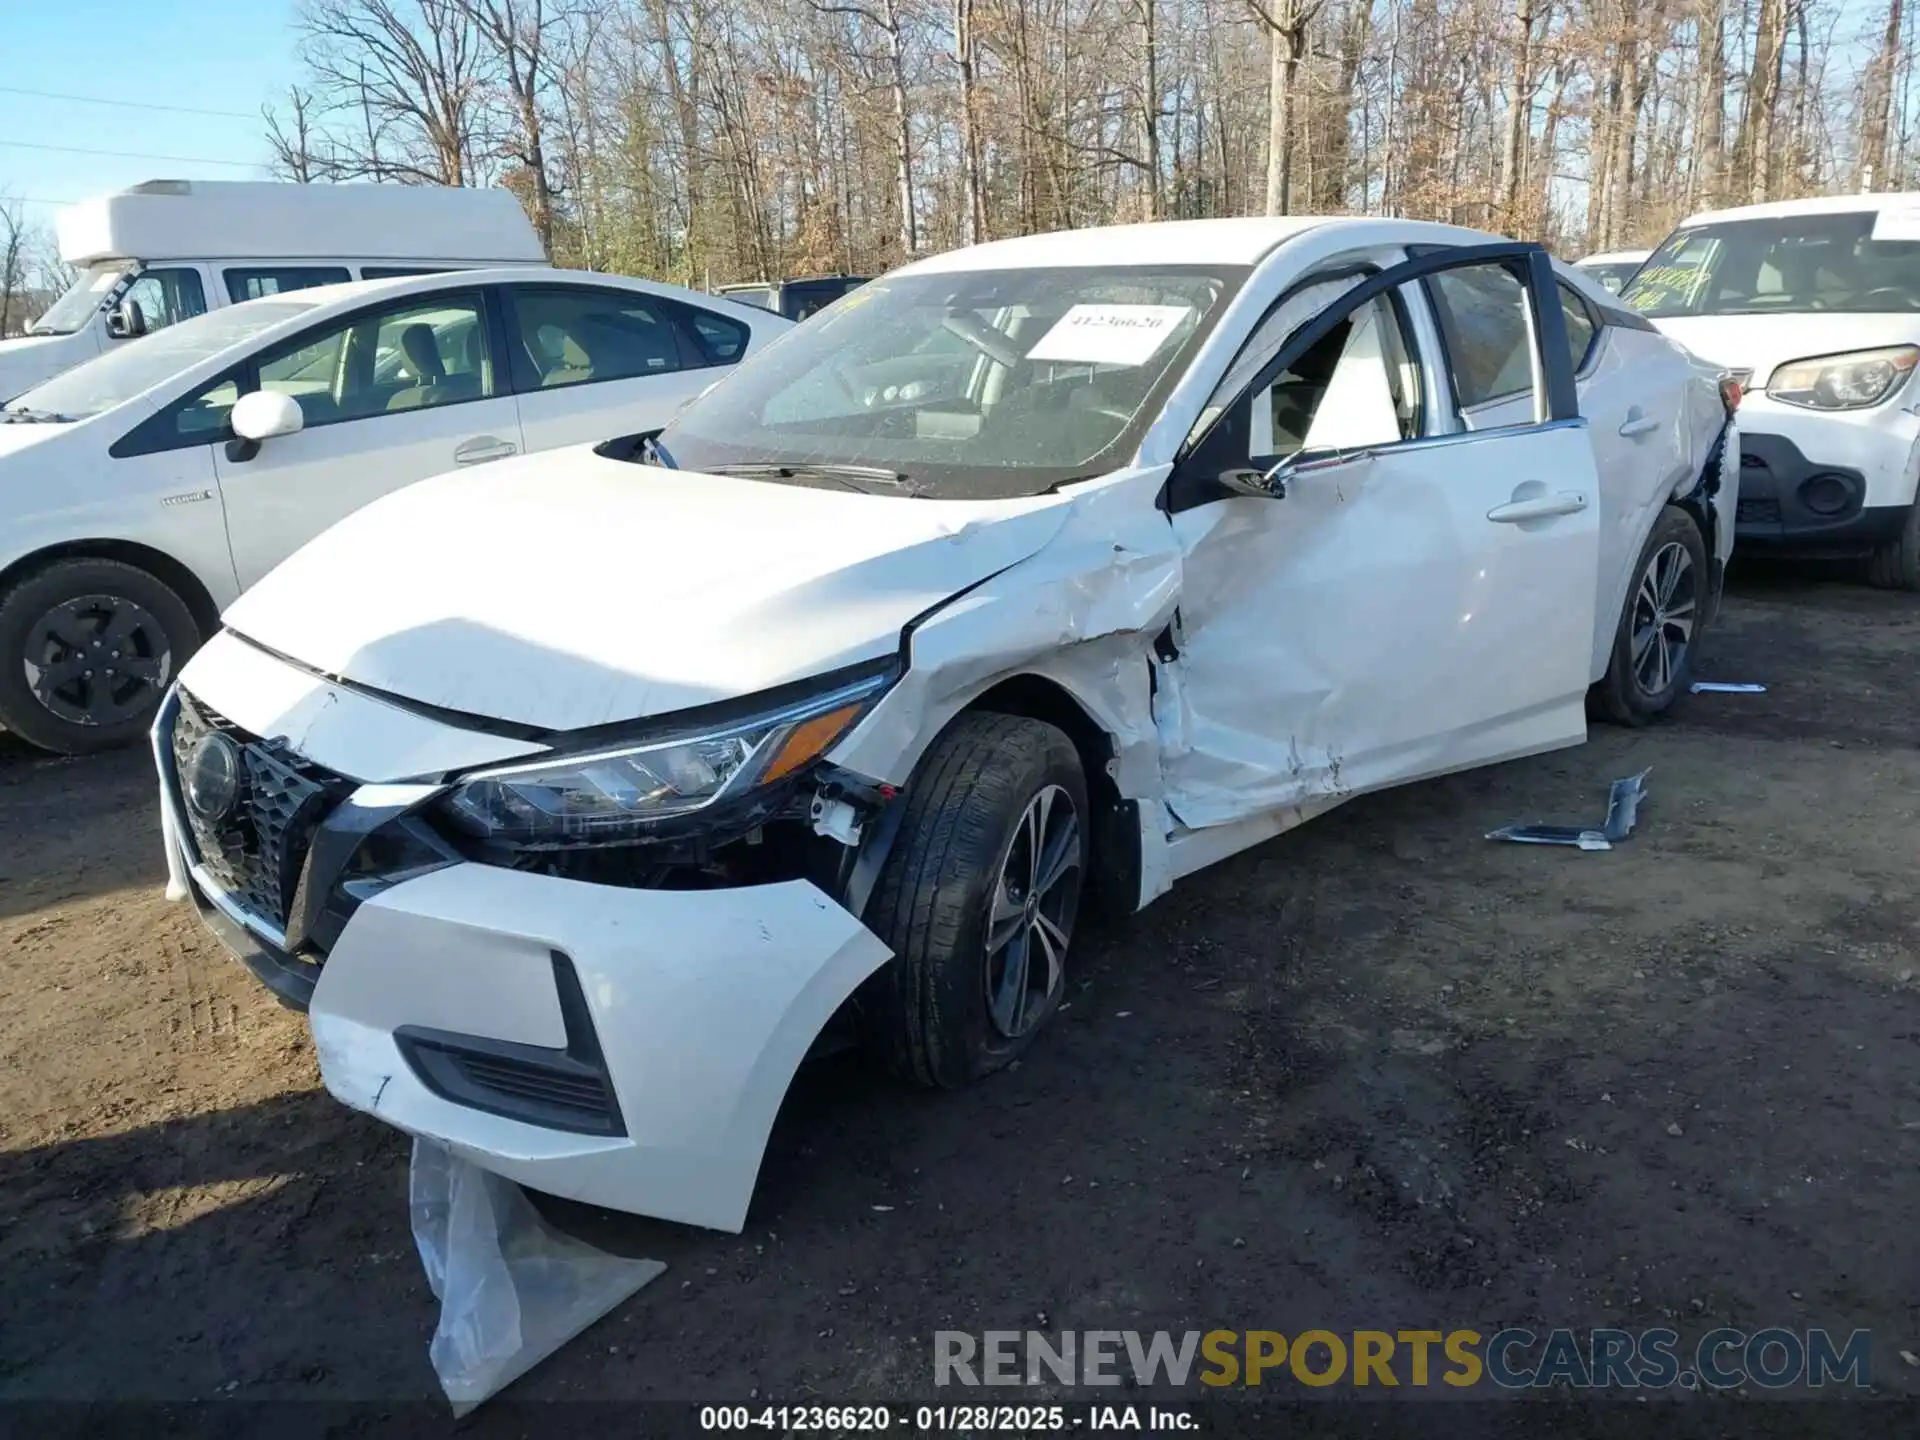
[220,266,782,338]
[1678,191,1920,228]
[1576,250,1650,266]
[897,217,1336,273]
[893,215,1529,276]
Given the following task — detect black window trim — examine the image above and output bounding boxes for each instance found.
[1164,241,1577,515]
[660,295,754,369]
[498,282,709,396]
[108,285,500,458]
[1558,279,1602,378]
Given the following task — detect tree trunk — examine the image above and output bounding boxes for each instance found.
[1140,0,1161,219]
[955,0,986,242]
[1859,0,1904,189]
[1732,0,1790,203]
[1692,0,1726,210]
[1498,0,1536,228]
[880,0,918,257]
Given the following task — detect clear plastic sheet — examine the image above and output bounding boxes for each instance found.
[410,1139,666,1414]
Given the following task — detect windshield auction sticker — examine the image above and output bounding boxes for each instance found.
[1027,304,1192,366]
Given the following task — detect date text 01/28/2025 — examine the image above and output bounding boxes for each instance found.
[698,1405,1196,1431]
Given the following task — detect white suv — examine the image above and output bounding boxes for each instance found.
[1626,193,1920,587]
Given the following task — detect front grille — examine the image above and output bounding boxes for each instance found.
[1737,497,1782,524]
[1741,452,1768,469]
[170,691,350,934]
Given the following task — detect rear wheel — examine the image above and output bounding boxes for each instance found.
[860,712,1088,1089]
[1591,507,1706,726]
[0,558,199,754]
[1866,500,1920,590]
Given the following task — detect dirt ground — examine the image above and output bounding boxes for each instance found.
[2,564,1917,1416]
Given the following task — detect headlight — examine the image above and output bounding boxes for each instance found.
[440,667,893,845]
[1765,345,1919,410]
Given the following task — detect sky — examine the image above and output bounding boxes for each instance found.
[0,0,300,230]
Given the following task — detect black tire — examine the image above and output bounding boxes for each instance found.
[1866,500,1920,590]
[0,558,200,755]
[1591,506,1708,726]
[859,711,1089,1089]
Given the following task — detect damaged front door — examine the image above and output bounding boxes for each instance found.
[1156,244,1602,830]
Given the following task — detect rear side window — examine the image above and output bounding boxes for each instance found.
[1558,283,1598,374]
[677,304,751,366]
[504,287,687,391]
[225,267,351,302]
[1425,264,1533,408]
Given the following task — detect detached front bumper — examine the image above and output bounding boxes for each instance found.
[306,864,889,1233]
[155,641,893,1234]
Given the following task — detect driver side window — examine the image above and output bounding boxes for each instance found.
[1248,295,1419,463]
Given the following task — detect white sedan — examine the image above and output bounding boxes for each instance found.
[157,216,1738,1232]
[0,270,785,753]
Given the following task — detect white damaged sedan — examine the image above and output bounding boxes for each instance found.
[154,217,1739,1232]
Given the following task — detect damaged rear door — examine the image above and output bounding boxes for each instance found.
[1156,243,1602,829]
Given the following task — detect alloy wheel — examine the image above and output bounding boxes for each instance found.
[983,783,1083,1040]
[1630,541,1694,697]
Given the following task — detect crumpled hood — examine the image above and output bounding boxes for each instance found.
[1654,313,1920,387]
[222,446,1075,732]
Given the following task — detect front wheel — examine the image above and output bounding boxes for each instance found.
[0,558,199,754]
[1591,507,1707,726]
[860,712,1089,1089]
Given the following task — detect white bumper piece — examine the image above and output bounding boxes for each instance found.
[309,862,891,1233]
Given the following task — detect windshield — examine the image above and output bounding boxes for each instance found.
[658,266,1242,499]
[27,263,132,336]
[7,301,313,421]
[1624,212,1920,317]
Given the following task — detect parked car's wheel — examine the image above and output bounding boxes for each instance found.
[0,559,198,755]
[860,711,1089,1089]
[1865,500,1920,590]
[1591,506,1707,726]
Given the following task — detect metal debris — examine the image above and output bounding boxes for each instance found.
[1689,681,1767,694]
[1486,770,1650,852]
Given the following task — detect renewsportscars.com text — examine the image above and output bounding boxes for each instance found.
[934,1328,1873,1390]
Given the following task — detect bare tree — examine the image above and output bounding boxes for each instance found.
[1858,0,1904,190]
[1248,0,1323,215]
[269,0,1866,282]
[265,85,329,180]
[297,0,492,185]
[0,194,29,338]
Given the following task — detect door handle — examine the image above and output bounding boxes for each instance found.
[1487,491,1589,523]
[1617,410,1661,439]
[454,437,517,466]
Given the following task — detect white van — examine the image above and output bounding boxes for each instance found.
[0,180,545,401]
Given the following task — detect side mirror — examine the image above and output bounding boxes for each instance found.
[106,299,148,340]
[226,390,304,462]
[1219,446,1372,500]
